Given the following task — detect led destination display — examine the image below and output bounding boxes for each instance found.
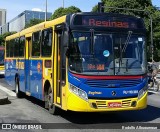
[73,15,144,29]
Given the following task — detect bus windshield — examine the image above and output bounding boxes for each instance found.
[68,31,147,75]
[0,50,4,65]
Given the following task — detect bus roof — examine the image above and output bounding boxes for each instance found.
[6,15,67,39]
[6,32,20,41]
[5,12,145,40]
[20,15,67,36]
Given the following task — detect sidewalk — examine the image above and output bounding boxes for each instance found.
[0,88,8,105]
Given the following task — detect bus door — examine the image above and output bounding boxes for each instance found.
[54,24,67,105]
[25,37,31,94]
[18,37,26,92]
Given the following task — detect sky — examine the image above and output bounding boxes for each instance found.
[0,0,160,22]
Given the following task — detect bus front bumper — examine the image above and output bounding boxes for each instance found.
[67,91,147,112]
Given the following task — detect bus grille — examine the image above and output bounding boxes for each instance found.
[122,100,131,107]
[85,79,141,88]
[92,100,132,109]
[96,101,107,108]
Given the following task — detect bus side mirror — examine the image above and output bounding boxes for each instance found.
[63,30,69,47]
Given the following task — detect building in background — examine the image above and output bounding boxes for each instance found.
[0,10,52,34]
[0,9,6,26]
[0,9,7,34]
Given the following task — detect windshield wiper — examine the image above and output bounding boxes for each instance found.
[122,31,132,53]
[90,29,95,56]
[116,31,132,75]
[126,59,128,72]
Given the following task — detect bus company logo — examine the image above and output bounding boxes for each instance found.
[37,62,41,72]
[16,61,24,69]
[111,91,116,96]
[88,91,102,95]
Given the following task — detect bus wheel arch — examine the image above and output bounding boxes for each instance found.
[44,80,50,108]
[44,80,58,115]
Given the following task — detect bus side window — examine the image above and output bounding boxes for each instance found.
[42,28,52,57]
[6,41,10,57]
[32,31,41,57]
[19,36,25,57]
[14,38,19,57]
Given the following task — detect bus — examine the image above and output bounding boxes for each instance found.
[0,46,5,75]
[5,12,148,114]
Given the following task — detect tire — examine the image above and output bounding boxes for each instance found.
[46,87,59,115]
[15,78,23,98]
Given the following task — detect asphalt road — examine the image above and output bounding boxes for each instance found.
[0,77,160,132]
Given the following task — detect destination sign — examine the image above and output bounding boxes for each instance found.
[73,15,144,29]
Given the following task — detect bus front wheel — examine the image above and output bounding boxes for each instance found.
[47,87,58,115]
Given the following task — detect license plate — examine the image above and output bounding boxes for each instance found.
[108,102,122,108]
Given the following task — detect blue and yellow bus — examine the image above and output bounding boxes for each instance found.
[5,12,148,114]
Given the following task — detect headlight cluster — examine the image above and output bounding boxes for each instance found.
[138,85,148,99]
[69,83,88,101]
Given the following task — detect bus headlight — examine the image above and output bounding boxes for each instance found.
[138,85,148,99]
[69,83,88,101]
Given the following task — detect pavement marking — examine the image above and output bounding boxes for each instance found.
[0,85,16,97]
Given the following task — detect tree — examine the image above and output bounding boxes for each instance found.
[0,31,17,46]
[92,5,98,12]
[92,0,160,61]
[51,6,81,20]
[25,18,44,28]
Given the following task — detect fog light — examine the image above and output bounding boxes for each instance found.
[131,101,137,107]
[92,103,97,109]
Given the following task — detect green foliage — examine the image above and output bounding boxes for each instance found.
[0,36,4,46]
[92,5,98,12]
[0,31,16,46]
[51,6,81,20]
[25,18,44,28]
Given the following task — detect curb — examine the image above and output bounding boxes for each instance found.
[0,96,8,105]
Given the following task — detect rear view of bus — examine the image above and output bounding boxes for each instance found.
[0,46,5,75]
[66,13,148,112]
